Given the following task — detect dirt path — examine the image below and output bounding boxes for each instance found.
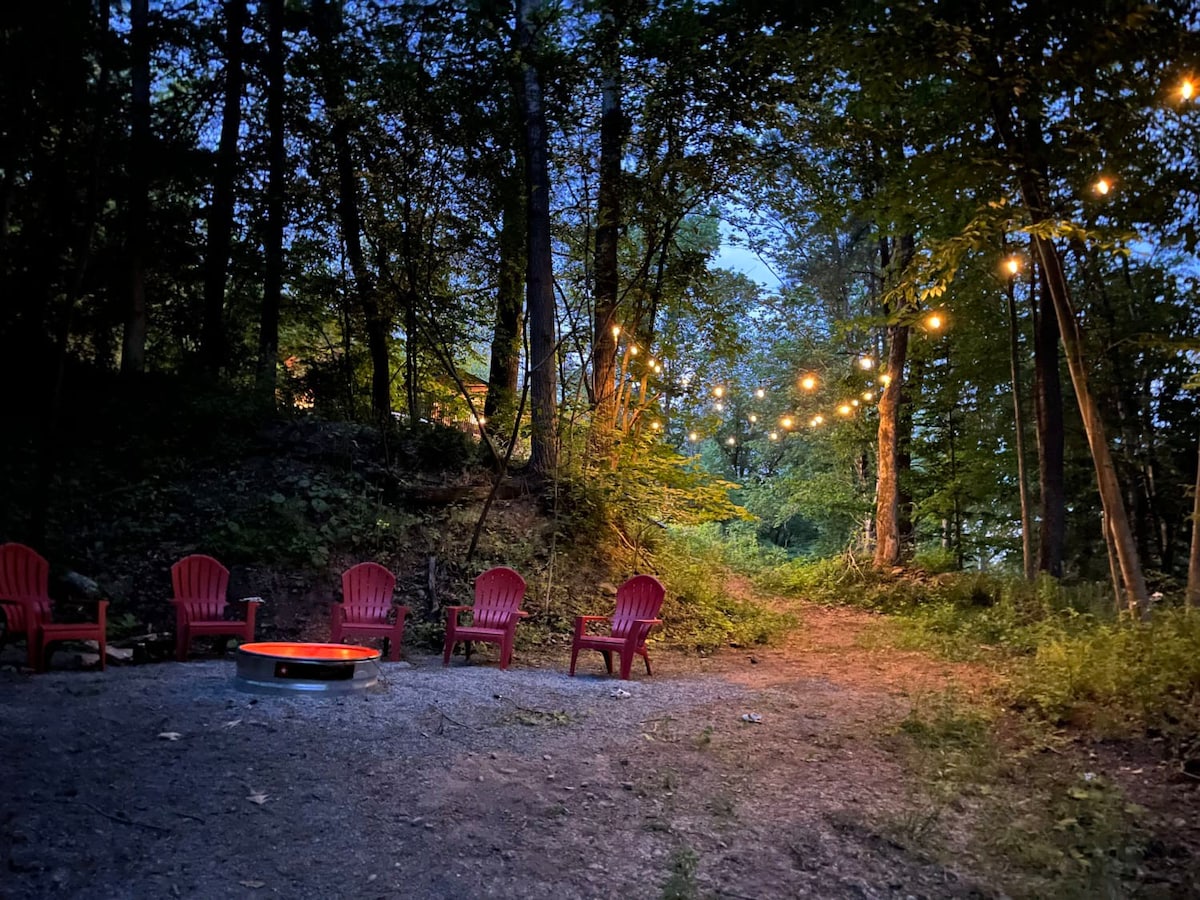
[1,596,1194,899]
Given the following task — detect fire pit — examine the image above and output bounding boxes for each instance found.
[235,642,382,694]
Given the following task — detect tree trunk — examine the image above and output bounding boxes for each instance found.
[256,0,285,406]
[1006,269,1035,580]
[312,0,391,422]
[1030,260,1066,576]
[873,234,914,569]
[121,0,150,376]
[517,0,558,476]
[200,0,247,377]
[1187,437,1200,606]
[589,3,623,462]
[485,186,525,438]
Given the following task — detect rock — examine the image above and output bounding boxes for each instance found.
[63,571,102,598]
[598,582,619,596]
[106,647,134,662]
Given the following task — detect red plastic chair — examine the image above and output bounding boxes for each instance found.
[330,562,409,661]
[170,554,257,661]
[0,543,108,673]
[569,574,665,680]
[442,566,527,670]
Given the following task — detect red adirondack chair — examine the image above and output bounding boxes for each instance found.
[442,566,527,670]
[330,562,409,661]
[569,574,665,680]
[0,543,108,673]
[170,554,257,661]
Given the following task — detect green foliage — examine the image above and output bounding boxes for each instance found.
[649,529,793,651]
[205,470,417,568]
[1012,608,1200,739]
[660,847,699,900]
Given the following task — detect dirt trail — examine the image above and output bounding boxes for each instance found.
[0,593,1192,899]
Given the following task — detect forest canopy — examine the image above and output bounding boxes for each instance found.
[2,0,1199,611]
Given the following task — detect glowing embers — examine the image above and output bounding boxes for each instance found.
[235,642,382,693]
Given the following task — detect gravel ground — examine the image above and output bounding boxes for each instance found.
[0,641,997,900]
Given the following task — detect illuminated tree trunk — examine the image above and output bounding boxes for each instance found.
[484,185,525,442]
[1030,260,1066,576]
[1187,439,1200,607]
[1006,268,1034,580]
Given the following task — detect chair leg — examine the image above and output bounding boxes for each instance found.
[601,650,613,675]
[643,650,652,675]
[569,644,580,676]
[619,651,633,680]
[175,627,189,662]
[442,633,454,667]
[386,633,401,662]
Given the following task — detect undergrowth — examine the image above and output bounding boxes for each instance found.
[892,692,1155,897]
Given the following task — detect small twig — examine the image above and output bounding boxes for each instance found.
[81,801,171,835]
[172,810,206,824]
[433,706,470,731]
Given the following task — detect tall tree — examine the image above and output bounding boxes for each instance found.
[256,0,286,404]
[517,0,558,476]
[200,0,247,377]
[120,0,150,375]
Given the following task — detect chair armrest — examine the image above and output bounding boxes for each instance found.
[631,618,663,627]
[445,605,470,624]
[573,614,611,638]
[393,604,411,618]
[515,610,529,619]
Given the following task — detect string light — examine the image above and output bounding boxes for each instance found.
[755,388,766,399]
[1005,256,1020,277]
[858,357,874,370]
[654,363,663,373]
[629,345,639,356]
[810,415,824,427]
[1094,176,1111,196]
[862,391,873,401]
[1182,78,1196,101]
[611,325,621,339]
[714,401,724,411]
[748,414,758,423]
[851,399,860,407]
[926,313,944,330]
[688,431,699,442]
[836,404,851,416]
[650,421,661,431]
[780,416,794,429]
[725,436,736,446]
[879,373,892,386]
[800,374,817,391]
[713,386,724,398]
[768,431,779,441]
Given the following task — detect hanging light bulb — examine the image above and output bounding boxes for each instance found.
[838,404,852,416]
[858,356,874,370]
[725,436,736,446]
[781,416,794,429]
[879,373,892,386]
[654,363,663,373]
[688,431,699,442]
[611,324,621,339]
[810,415,824,427]
[650,421,661,431]
[1094,176,1111,196]
[755,388,766,399]
[714,401,724,412]
[768,431,779,441]
[851,399,860,407]
[1181,78,1196,101]
[629,345,639,356]
[862,391,873,402]
[748,414,758,423]
[926,313,943,330]
[713,385,724,398]
[1005,256,1021,277]
[800,374,817,391]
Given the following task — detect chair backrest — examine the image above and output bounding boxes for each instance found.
[341,562,396,623]
[0,543,53,633]
[171,554,230,619]
[473,566,526,628]
[611,575,666,640]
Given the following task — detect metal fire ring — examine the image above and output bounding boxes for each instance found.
[235,642,382,694]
